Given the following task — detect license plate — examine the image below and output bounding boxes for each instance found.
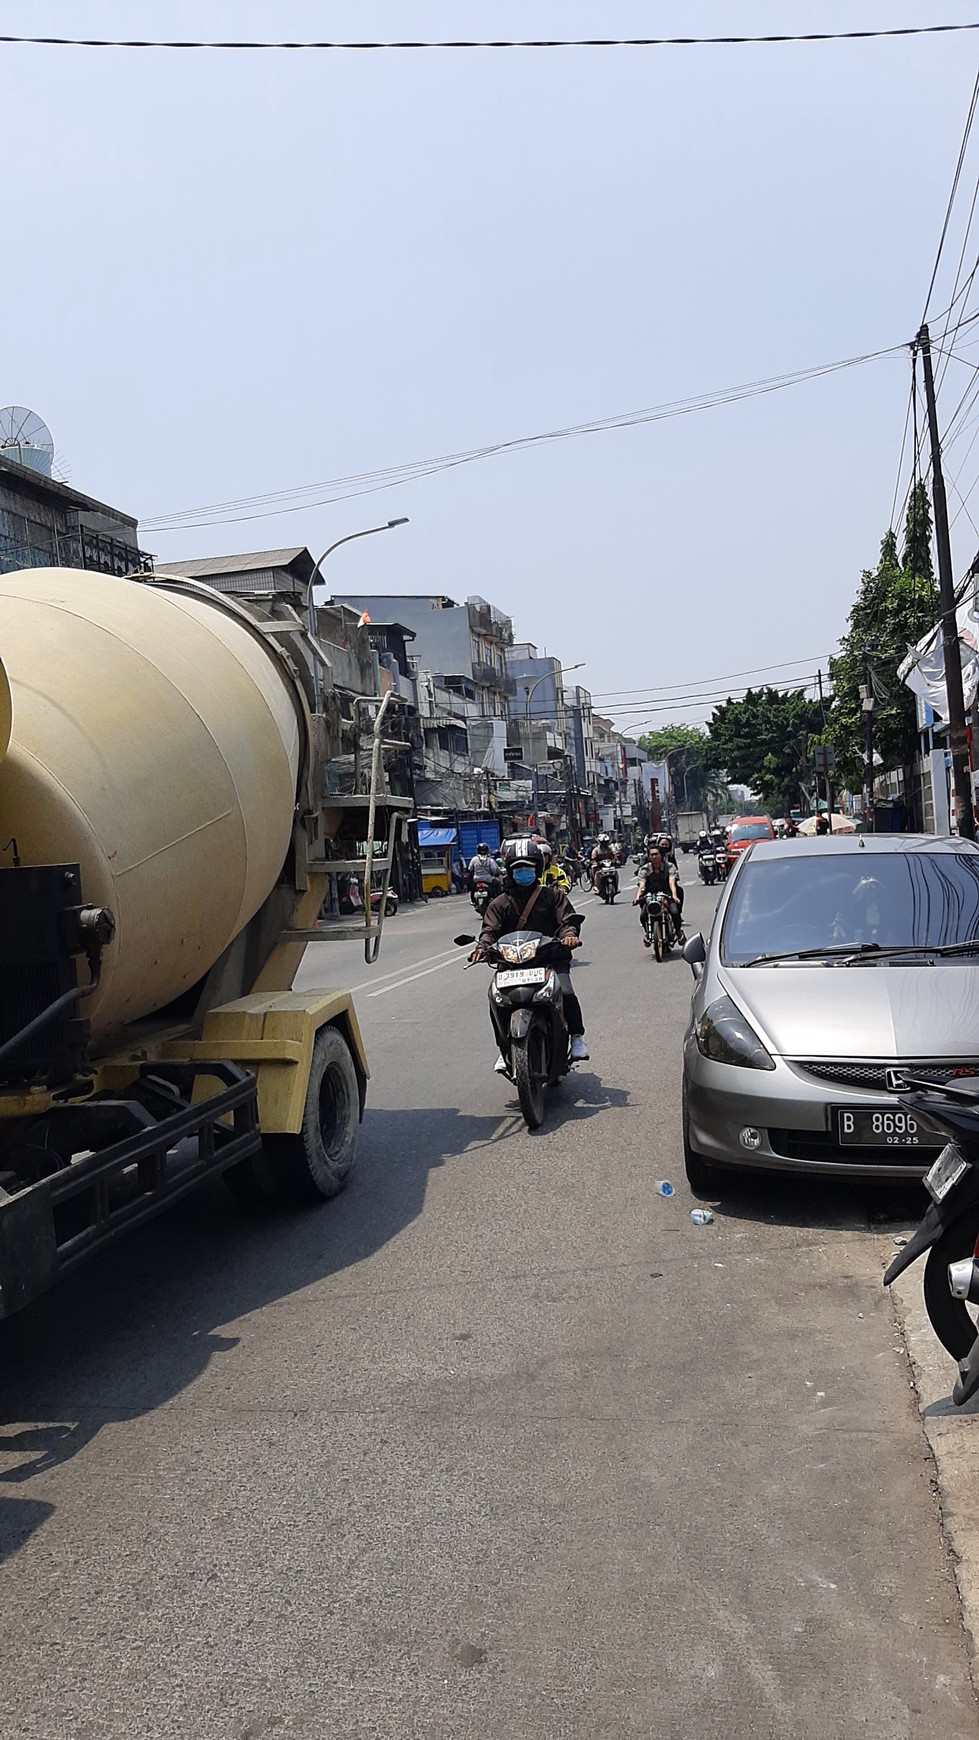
[925,1143,970,1203]
[835,1107,944,1148]
[496,967,547,987]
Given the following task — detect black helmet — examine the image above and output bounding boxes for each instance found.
[476,842,489,854]
[503,837,544,877]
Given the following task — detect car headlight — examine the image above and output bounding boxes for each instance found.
[696,995,775,1070]
[500,939,538,964]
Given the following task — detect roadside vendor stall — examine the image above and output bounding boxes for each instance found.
[418,825,458,897]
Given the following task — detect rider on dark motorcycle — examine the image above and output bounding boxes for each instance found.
[634,846,684,947]
[467,842,502,898]
[470,838,589,1068]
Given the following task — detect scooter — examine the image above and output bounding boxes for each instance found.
[455,917,584,1129]
[595,863,618,904]
[698,849,717,886]
[337,874,398,917]
[884,1076,979,1405]
[470,877,498,920]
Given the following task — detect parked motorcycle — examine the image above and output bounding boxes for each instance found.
[455,918,584,1129]
[337,873,398,917]
[595,863,618,904]
[884,1076,979,1404]
[640,890,677,962]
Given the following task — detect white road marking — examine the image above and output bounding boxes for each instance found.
[349,945,461,993]
[368,957,463,997]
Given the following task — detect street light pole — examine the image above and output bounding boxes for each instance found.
[305,517,409,710]
[522,661,585,831]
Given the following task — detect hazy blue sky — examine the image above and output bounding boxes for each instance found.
[7,1,979,730]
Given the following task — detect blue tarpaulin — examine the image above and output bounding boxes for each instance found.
[418,826,457,847]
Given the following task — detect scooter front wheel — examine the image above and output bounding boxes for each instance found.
[513,1027,547,1129]
[923,1203,979,1360]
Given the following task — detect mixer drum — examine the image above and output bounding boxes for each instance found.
[0,568,303,1044]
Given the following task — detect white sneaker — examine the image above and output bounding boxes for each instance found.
[569,1036,589,1062]
[494,1055,509,1075]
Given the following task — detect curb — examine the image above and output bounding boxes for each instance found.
[890,1246,979,1690]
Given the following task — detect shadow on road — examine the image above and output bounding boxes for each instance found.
[0,1103,500,1558]
[704,1168,926,1234]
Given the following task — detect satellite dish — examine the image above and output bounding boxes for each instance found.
[0,406,55,476]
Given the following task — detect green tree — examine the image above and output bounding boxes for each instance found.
[828,484,938,795]
[636,724,711,808]
[706,686,824,815]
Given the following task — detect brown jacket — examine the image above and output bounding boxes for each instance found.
[478,882,580,950]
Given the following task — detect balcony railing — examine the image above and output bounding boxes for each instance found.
[471,659,516,694]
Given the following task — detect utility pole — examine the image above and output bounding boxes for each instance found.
[861,649,875,833]
[817,668,834,817]
[918,324,976,840]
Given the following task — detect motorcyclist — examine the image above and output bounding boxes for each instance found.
[590,832,616,890]
[467,842,503,898]
[470,838,589,1069]
[658,833,685,927]
[634,845,684,947]
[696,829,712,856]
[541,841,572,892]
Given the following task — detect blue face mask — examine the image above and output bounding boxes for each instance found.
[511,865,537,888]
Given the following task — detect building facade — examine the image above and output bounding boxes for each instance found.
[0,453,149,577]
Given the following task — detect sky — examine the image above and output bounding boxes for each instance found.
[6,0,979,733]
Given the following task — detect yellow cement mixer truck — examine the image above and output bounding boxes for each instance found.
[0,564,407,1316]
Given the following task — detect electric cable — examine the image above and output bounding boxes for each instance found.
[142,342,907,533]
[923,69,979,322]
[2,25,978,52]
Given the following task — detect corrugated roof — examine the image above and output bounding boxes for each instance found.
[158,547,313,580]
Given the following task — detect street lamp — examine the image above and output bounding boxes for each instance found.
[523,662,585,827]
[304,517,409,708]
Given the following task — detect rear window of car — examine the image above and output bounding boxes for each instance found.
[721,850,979,965]
[730,823,772,842]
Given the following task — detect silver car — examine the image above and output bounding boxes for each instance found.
[682,835,979,1189]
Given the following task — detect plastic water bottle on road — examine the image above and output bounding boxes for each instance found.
[690,1208,714,1226]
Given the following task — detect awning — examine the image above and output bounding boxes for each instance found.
[417,826,458,847]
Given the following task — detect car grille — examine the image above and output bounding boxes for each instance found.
[791,1059,979,1092]
[768,1129,940,1165]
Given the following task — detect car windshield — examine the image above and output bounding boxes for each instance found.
[730,823,771,841]
[721,851,979,965]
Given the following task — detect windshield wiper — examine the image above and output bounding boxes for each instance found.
[741,938,979,967]
[741,943,885,966]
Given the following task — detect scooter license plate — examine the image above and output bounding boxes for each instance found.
[925,1144,969,1203]
[496,967,547,987]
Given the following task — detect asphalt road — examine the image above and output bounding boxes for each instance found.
[0,872,976,1738]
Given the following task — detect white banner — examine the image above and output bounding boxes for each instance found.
[898,593,979,720]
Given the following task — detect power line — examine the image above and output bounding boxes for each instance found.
[3,25,979,52]
[588,656,832,700]
[923,69,979,320]
[143,342,905,533]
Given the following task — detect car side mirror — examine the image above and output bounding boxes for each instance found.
[683,932,706,978]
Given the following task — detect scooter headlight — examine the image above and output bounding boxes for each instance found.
[696,995,775,1070]
[500,939,538,965]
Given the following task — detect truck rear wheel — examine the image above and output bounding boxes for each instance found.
[263,1026,360,1203]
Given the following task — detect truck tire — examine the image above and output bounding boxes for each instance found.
[263,1025,361,1203]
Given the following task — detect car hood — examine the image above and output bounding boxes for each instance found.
[723,962,979,1058]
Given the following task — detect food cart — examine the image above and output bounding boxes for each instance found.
[418,825,458,897]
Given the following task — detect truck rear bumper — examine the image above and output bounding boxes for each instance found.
[0,1061,259,1318]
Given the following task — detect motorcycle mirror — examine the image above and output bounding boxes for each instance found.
[454,934,476,946]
